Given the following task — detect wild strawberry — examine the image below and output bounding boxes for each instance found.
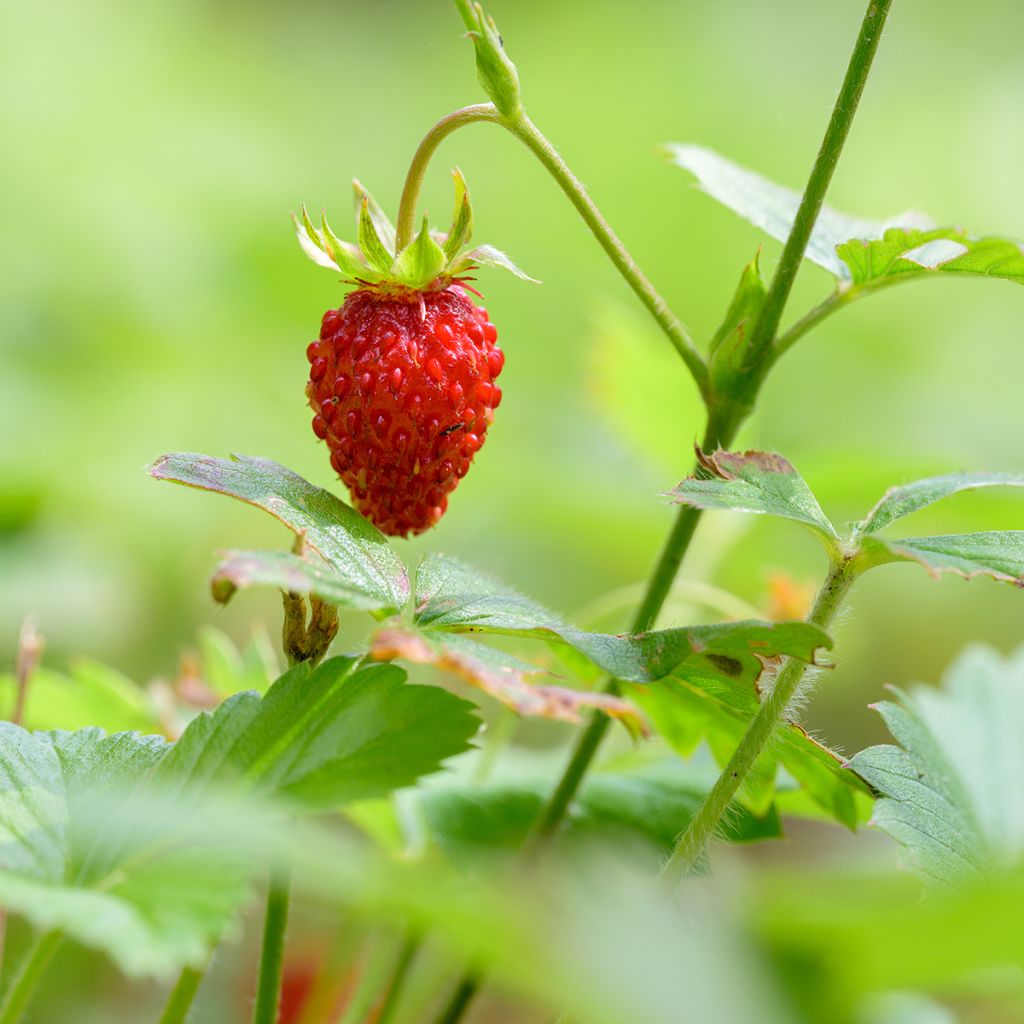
[295,171,532,536]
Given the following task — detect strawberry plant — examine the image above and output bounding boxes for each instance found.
[4,1,1024,1022]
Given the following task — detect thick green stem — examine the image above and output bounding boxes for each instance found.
[739,0,892,389]
[0,930,62,1024]
[158,966,205,1024]
[504,115,707,394]
[252,854,292,1024]
[660,557,859,886]
[395,104,502,250]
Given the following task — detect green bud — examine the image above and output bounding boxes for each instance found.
[454,0,522,118]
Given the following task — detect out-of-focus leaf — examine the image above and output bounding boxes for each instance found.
[837,228,1024,288]
[663,144,932,279]
[155,657,478,809]
[849,645,1024,890]
[0,724,250,977]
[210,549,391,612]
[368,624,643,731]
[414,554,831,684]
[419,753,781,871]
[0,660,159,734]
[858,471,1024,534]
[858,532,1024,586]
[150,453,409,614]
[195,626,278,699]
[669,449,839,548]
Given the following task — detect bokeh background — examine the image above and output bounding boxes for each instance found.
[3,0,1024,1019]
[5,0,1023,749]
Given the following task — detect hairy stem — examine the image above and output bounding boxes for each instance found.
[505,115,707,393]
[740,0,893,384]
[158,966,205,1024]
[252,853,292,1024]
[660,557,859,886]
[0,930,62,1024]
[395,104,503,250]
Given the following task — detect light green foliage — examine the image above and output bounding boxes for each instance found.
[151,453,410,613]
[419,751,782,871]
[849,646,1024,890]
[155,656,479,809]
[672,450,1024,585]
[666,144,1024,298]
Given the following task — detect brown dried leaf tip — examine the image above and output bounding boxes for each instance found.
[369,626,648,735]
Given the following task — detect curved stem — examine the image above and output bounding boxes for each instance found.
[504,114,708,394]
[660,556,859,886]
[0,930,62,1024]
[394,104,503,250]
[158,965,205,1024]
[739,0,893,385]
[252,853,292,1024]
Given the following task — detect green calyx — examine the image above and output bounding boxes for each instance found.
[294,170,536,295]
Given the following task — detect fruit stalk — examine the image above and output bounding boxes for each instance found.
[252,851,292,1024]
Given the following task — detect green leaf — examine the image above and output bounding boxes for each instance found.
[156,657,479,810]
[419,753,781,870]
[150,453,409,614]
[392,216,448,288]
[634,667,870,829]
[211,549,392,612]
[669,449,839,549]
[352,178,397,252]
[858,532,1024,586]
[368,624,643,731]
[453,243,539,282]
[663,144,931,279]
[444,167,474,260]
[413,553,831,684]
[848,645,1024,889]
[859,471,1024,534]
[0,725,251,977]
[357,194,395,274]
[837,228,1024,288]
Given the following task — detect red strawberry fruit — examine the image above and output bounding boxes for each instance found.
[295,172,532,536]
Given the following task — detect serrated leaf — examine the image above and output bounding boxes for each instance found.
[669,449,839,548]
[392,216,448,288]
[357,194,395,274]
[155,657,478,809]
[419,753,780,870]
[454,243,539,282]
[352,178,397,252]
[444,167,474,260]
[0,725,251,977]
[368,624,644,732]
[848,646,1024,889]
[664,144,932,279]
[858,471,1024,534]
[837,228,1024,288]
[150,453,409,614]
[211,549,390,612]
[414,554,831,685]
[858,532,1024,586]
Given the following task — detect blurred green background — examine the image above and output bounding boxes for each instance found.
[3,0,1024,763]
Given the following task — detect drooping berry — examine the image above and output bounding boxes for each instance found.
[307,287,504,535]
[295,169,534,536]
